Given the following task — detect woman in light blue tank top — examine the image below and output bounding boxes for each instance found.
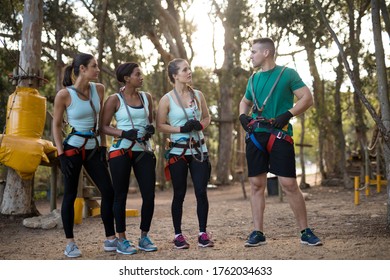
[101,62,157,254]
[52,53,116,258]
[156,58,214,249]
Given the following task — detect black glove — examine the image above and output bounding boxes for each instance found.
[145,124,155,135]
[121,129,139,141]
[190,120,203,131]
[180,120,194,133]
[239,114,253,132]
[99,146,108,167]
[58,153,73,178]
[273,111,293,129]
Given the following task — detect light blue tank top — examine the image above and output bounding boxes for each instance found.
[167,90,207,155]
[65,82,101,149]
[109,92,151,152]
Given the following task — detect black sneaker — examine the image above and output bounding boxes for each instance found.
[244,230,266,247]
[198,232,214,248]
[300,228,322,246]
[173,234,190,249]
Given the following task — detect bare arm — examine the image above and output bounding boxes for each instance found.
[198,91,211,129]
[289,86,313,116]
[145,92,154,124]
[100,94,122,138]
[95,83,108,147]
[239,96,253,116]
[52,89,70,155]
[156,94,181,134]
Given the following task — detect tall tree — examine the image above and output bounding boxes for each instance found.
[212,0,250,185]
[264,0,334,181]
[1,0,43,215]
[371,0,390,226]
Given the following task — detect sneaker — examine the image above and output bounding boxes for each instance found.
[138,236,158,252]
[64,242,81,258]
[300,228,322,246]
[116,238,137,255]
[173,234,190,249]
[244,230,266,247]
[198,232,214,248]
[103,237,118,252]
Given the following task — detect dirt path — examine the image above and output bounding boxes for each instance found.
[0,175,389,260]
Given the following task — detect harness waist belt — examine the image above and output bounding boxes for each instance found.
[108,148,132,159]
[169,138,205,149]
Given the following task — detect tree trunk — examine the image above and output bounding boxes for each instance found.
[298,114,308,188]
[2,0,43,216]
[1,169,39,215]
[334,54,350,188]
[305,43,327,180]
[216,69,234,185]
[371,0,390,227]
[97,0,109,82]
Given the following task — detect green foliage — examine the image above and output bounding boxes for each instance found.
[110,0,157,37]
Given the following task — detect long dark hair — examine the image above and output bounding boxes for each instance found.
[116,62,139,83]
[63,53,94,87]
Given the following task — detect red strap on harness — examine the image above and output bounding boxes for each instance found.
[108,148,133,160]
[63,147,86,160]
[266,131,294,153]
[164,155,187,181]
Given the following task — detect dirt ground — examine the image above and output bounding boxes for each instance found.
[0,174,389,260]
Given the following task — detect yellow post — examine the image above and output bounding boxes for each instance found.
[376,174,381,193]
[354,176,360,205]
[74,198,85,224]
[365,175,370,196]
[74,169,85,224]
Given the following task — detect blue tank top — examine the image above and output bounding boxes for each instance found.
[109,92,151,152]
[65,82,101,149]
[167,90,207,155]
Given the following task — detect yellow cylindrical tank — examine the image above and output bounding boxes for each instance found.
[6,87,46,138]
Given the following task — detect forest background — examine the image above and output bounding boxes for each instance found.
[0,0,390,225]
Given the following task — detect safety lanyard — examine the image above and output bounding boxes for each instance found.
[172,87,204,162]
[250,66,286,115]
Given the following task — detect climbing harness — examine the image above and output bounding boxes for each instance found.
[63,85,99,161]
[172,87,205,162]
[164,137,205,181]
[247,66,293,153]
[164,87,206,180]
[110,90,153,162]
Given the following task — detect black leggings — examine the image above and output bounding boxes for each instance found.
[169,153,210,234]
[109,150,156,233]
[61,145,115,239]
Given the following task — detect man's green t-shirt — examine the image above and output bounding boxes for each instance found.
[244,65,305,136]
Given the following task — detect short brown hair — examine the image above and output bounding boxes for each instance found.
[252,38,275,56]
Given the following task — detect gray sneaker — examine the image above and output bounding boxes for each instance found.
[116,239,137,255]
[64,242,81,258]
[104,237,118,252]
[138,236,158,252]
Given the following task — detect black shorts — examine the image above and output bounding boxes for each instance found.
[245,132,296,178]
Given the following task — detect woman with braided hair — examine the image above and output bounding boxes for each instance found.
[156,58,213,249]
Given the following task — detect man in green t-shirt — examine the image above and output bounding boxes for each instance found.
[239,38,322,247]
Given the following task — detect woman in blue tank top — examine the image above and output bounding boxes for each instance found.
[156,58,214,249]
[100,62,157,254]
[52,53,117,258]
